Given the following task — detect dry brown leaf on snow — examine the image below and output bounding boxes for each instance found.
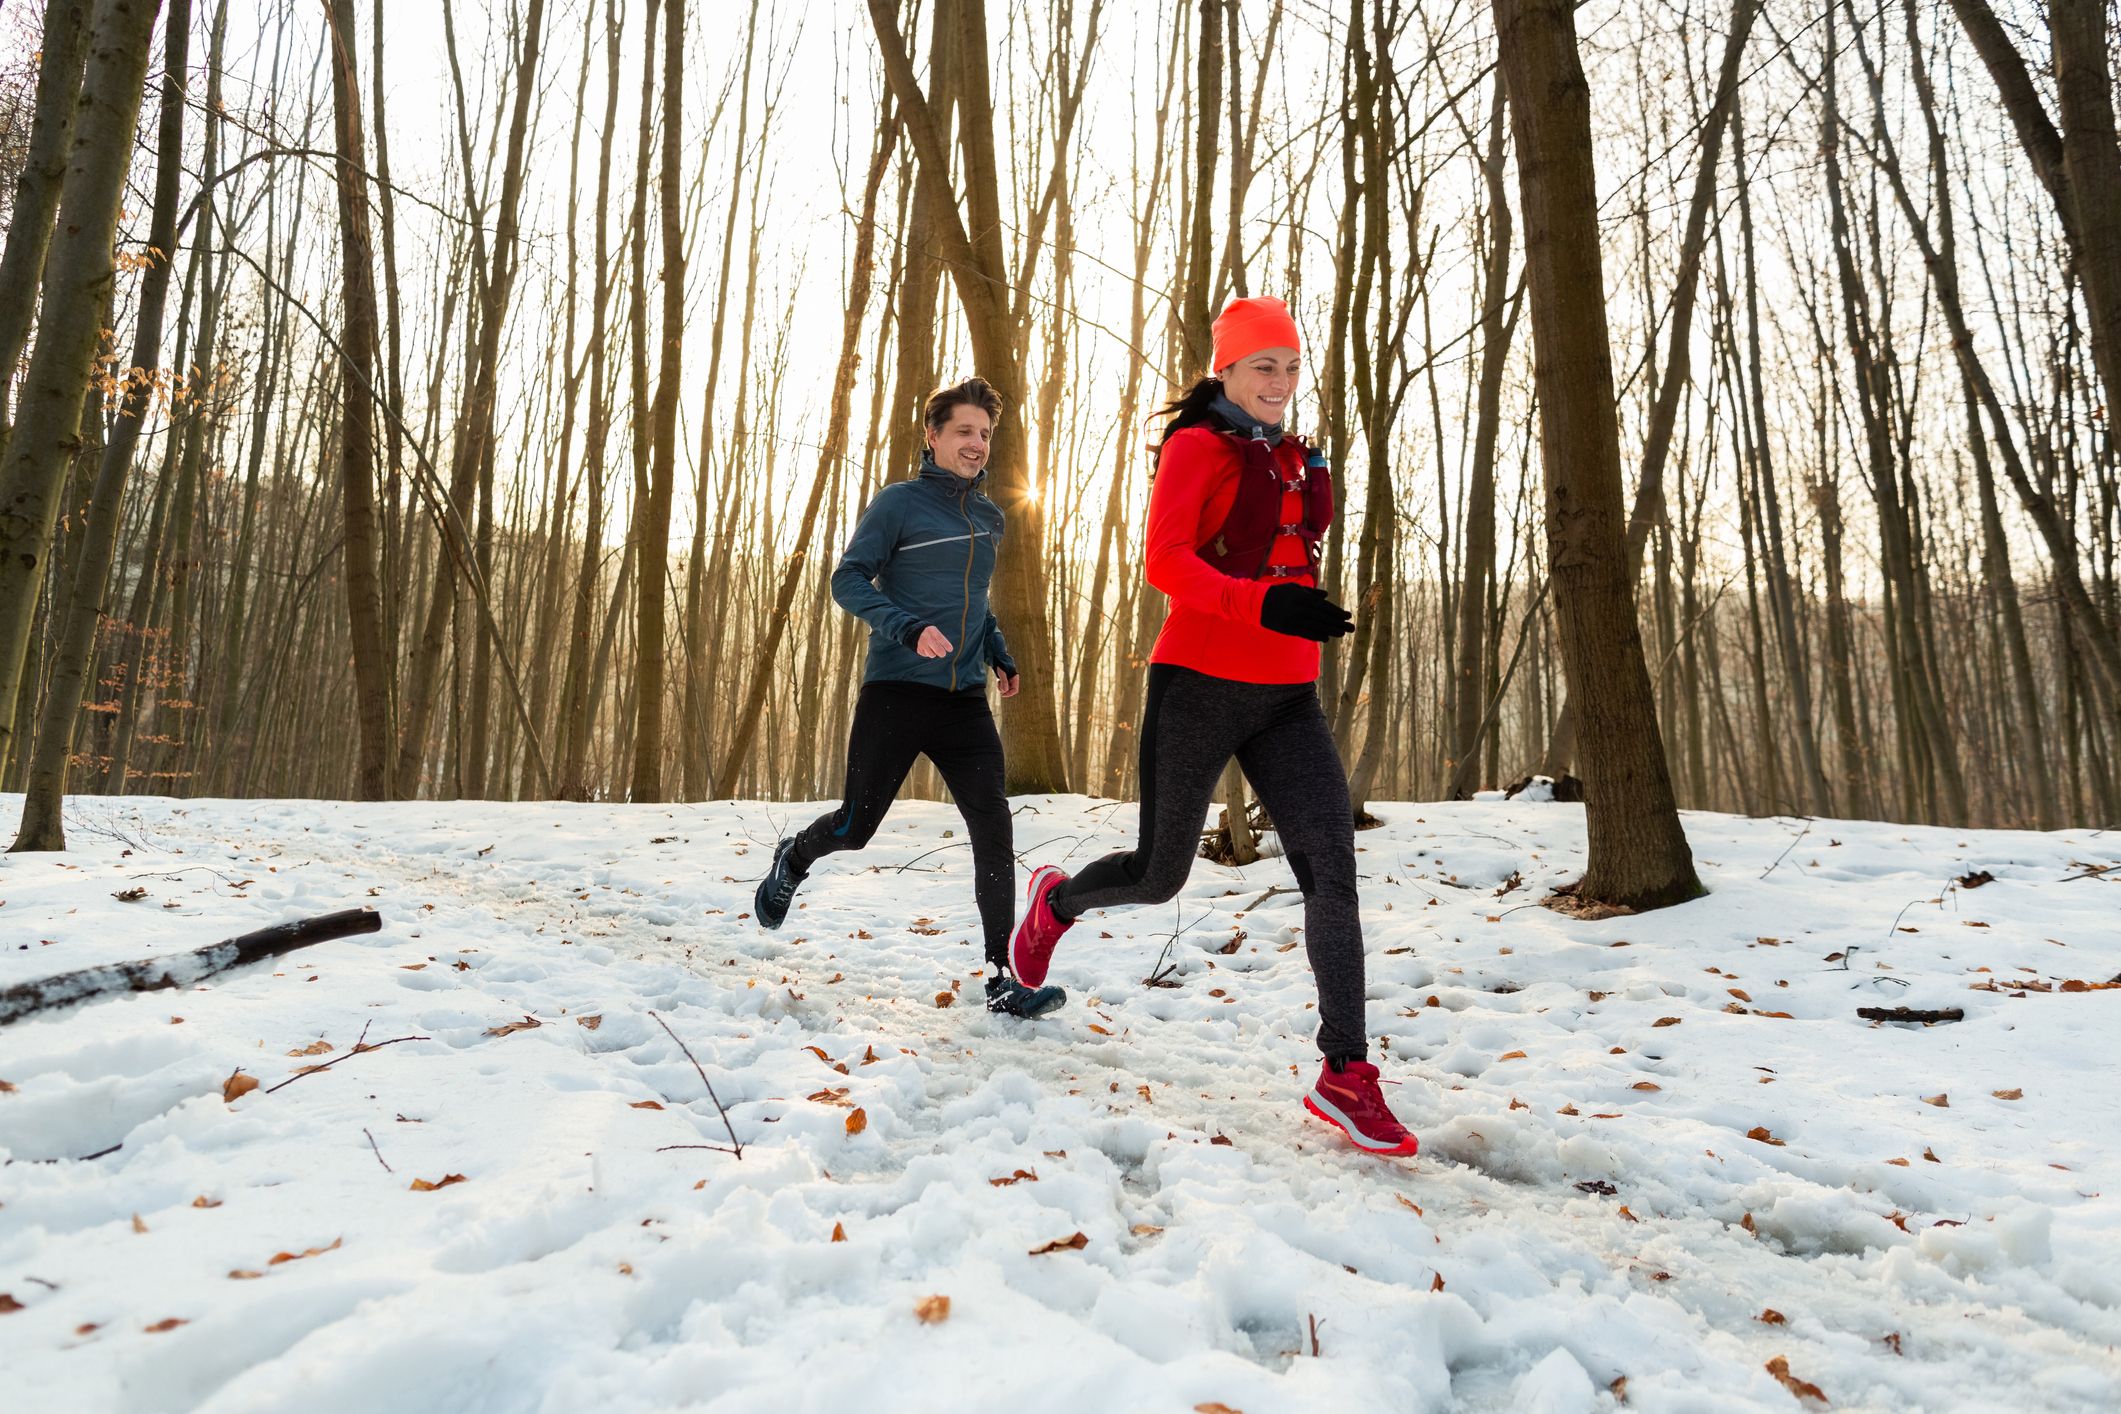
[1631,1082,1661,1092]
[914,1294,951,1324]
[804,1045,851,1074]
[1993,1088,2024,1101]
[485,1016,542,1037]
[1886,1157,1910,1166]
[989,1169,1038,1186]
[144,1317,188,1333]
[131,1213,148,1234]
[860,1045,880,1065]
[1131,1223,1163,1236]
[191,1196,221,1209]
[1765,1355,1828,1403]
[808,1087,852,1106]
[630,1100,664,1110]
[286,1040,333,1056]
[1758,1309,1787,1324]
[577,1014,603,1030]
[1396,1194,1424,1217]
[1921,1093,1949,1108]
[1746,1126,1785,1146]
[223,1071,259,1103]
[1652,1016,1682,1027]
[1498,1049,1527,1061]
[831,1222,847,1243]
[227,1269,265,1280]
[1923,1146,1941,1163]
[1029,1232,1089,1255]
[0,1294,22,1315]
[1430,1272,1445,1292]
[268,1237,342,1265]
[409,1173,468,1192]
[845,1108,868,1136]
[0,1078,17,1093]
[1195,1404,1246,1414]
[933,991,955,1008]
[1617,1206,1640,1223]
[1087,1024,1111,1035]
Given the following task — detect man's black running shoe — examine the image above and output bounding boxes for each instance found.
[986,973,1066,1018]
[753,838,807,929]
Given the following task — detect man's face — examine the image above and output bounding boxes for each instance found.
[927,405,993,478]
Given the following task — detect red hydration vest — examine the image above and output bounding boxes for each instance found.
[1195,430,1333,580]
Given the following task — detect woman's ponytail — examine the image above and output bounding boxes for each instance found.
[1151,376,1225,469]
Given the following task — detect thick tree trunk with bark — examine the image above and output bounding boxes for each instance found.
[13,0,191,850]
[0,0,164,777]
[0,0,92,427]
[1495,0,1702,909]
[326,0,392,800]
[867,0,1069,792]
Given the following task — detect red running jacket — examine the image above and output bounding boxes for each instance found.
[1145,426,1329,685]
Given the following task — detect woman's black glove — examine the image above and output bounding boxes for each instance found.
[1259,584,1354,641]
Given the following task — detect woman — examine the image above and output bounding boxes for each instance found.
[1008,297,1419,1155]
[755,377,1065,1020]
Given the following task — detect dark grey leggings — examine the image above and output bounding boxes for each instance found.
[1052,664,1367,1061]
[791,681,1014,972]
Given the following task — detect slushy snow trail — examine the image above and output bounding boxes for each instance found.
[2,793,2117,1413]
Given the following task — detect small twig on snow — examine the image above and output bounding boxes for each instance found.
[648,1010,744,1160]
[1761,817,1814,879]
[364,1128,392,1172]
[264,1028,429,1094]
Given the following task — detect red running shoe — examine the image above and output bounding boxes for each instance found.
[1304,1060,1420,1157]
[1010,865,1072,988]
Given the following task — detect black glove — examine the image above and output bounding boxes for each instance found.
[1259,584,1353,641]
[899,622,933,650]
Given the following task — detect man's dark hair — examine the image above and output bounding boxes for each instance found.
[923,376,1003,431]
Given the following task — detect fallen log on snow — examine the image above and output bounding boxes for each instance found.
[1856,1005,1965,1025]
[0,908,382,1026]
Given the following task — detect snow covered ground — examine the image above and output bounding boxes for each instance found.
[1,790,2117,1413]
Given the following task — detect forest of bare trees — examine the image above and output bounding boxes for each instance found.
[2,0,2118,856]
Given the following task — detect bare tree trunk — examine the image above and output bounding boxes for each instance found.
[1448,78,1514,800]
[11,0,188,849]
[1536,0,1759,775]
[0,0,92,431]
[324,0,391,799]
[867,0,1069,792]
[0,0,164,776]
[680,1,762,798]
[629,0,683,801]
[1495,0,1702,908]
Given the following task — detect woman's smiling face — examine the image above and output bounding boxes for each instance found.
[1220,347,1301,426]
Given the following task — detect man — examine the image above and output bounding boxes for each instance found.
[754,377,1064,1019]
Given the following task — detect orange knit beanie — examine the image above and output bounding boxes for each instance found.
[1210,296,1302,372]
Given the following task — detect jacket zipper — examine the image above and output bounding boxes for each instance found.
[952,491,975,691]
